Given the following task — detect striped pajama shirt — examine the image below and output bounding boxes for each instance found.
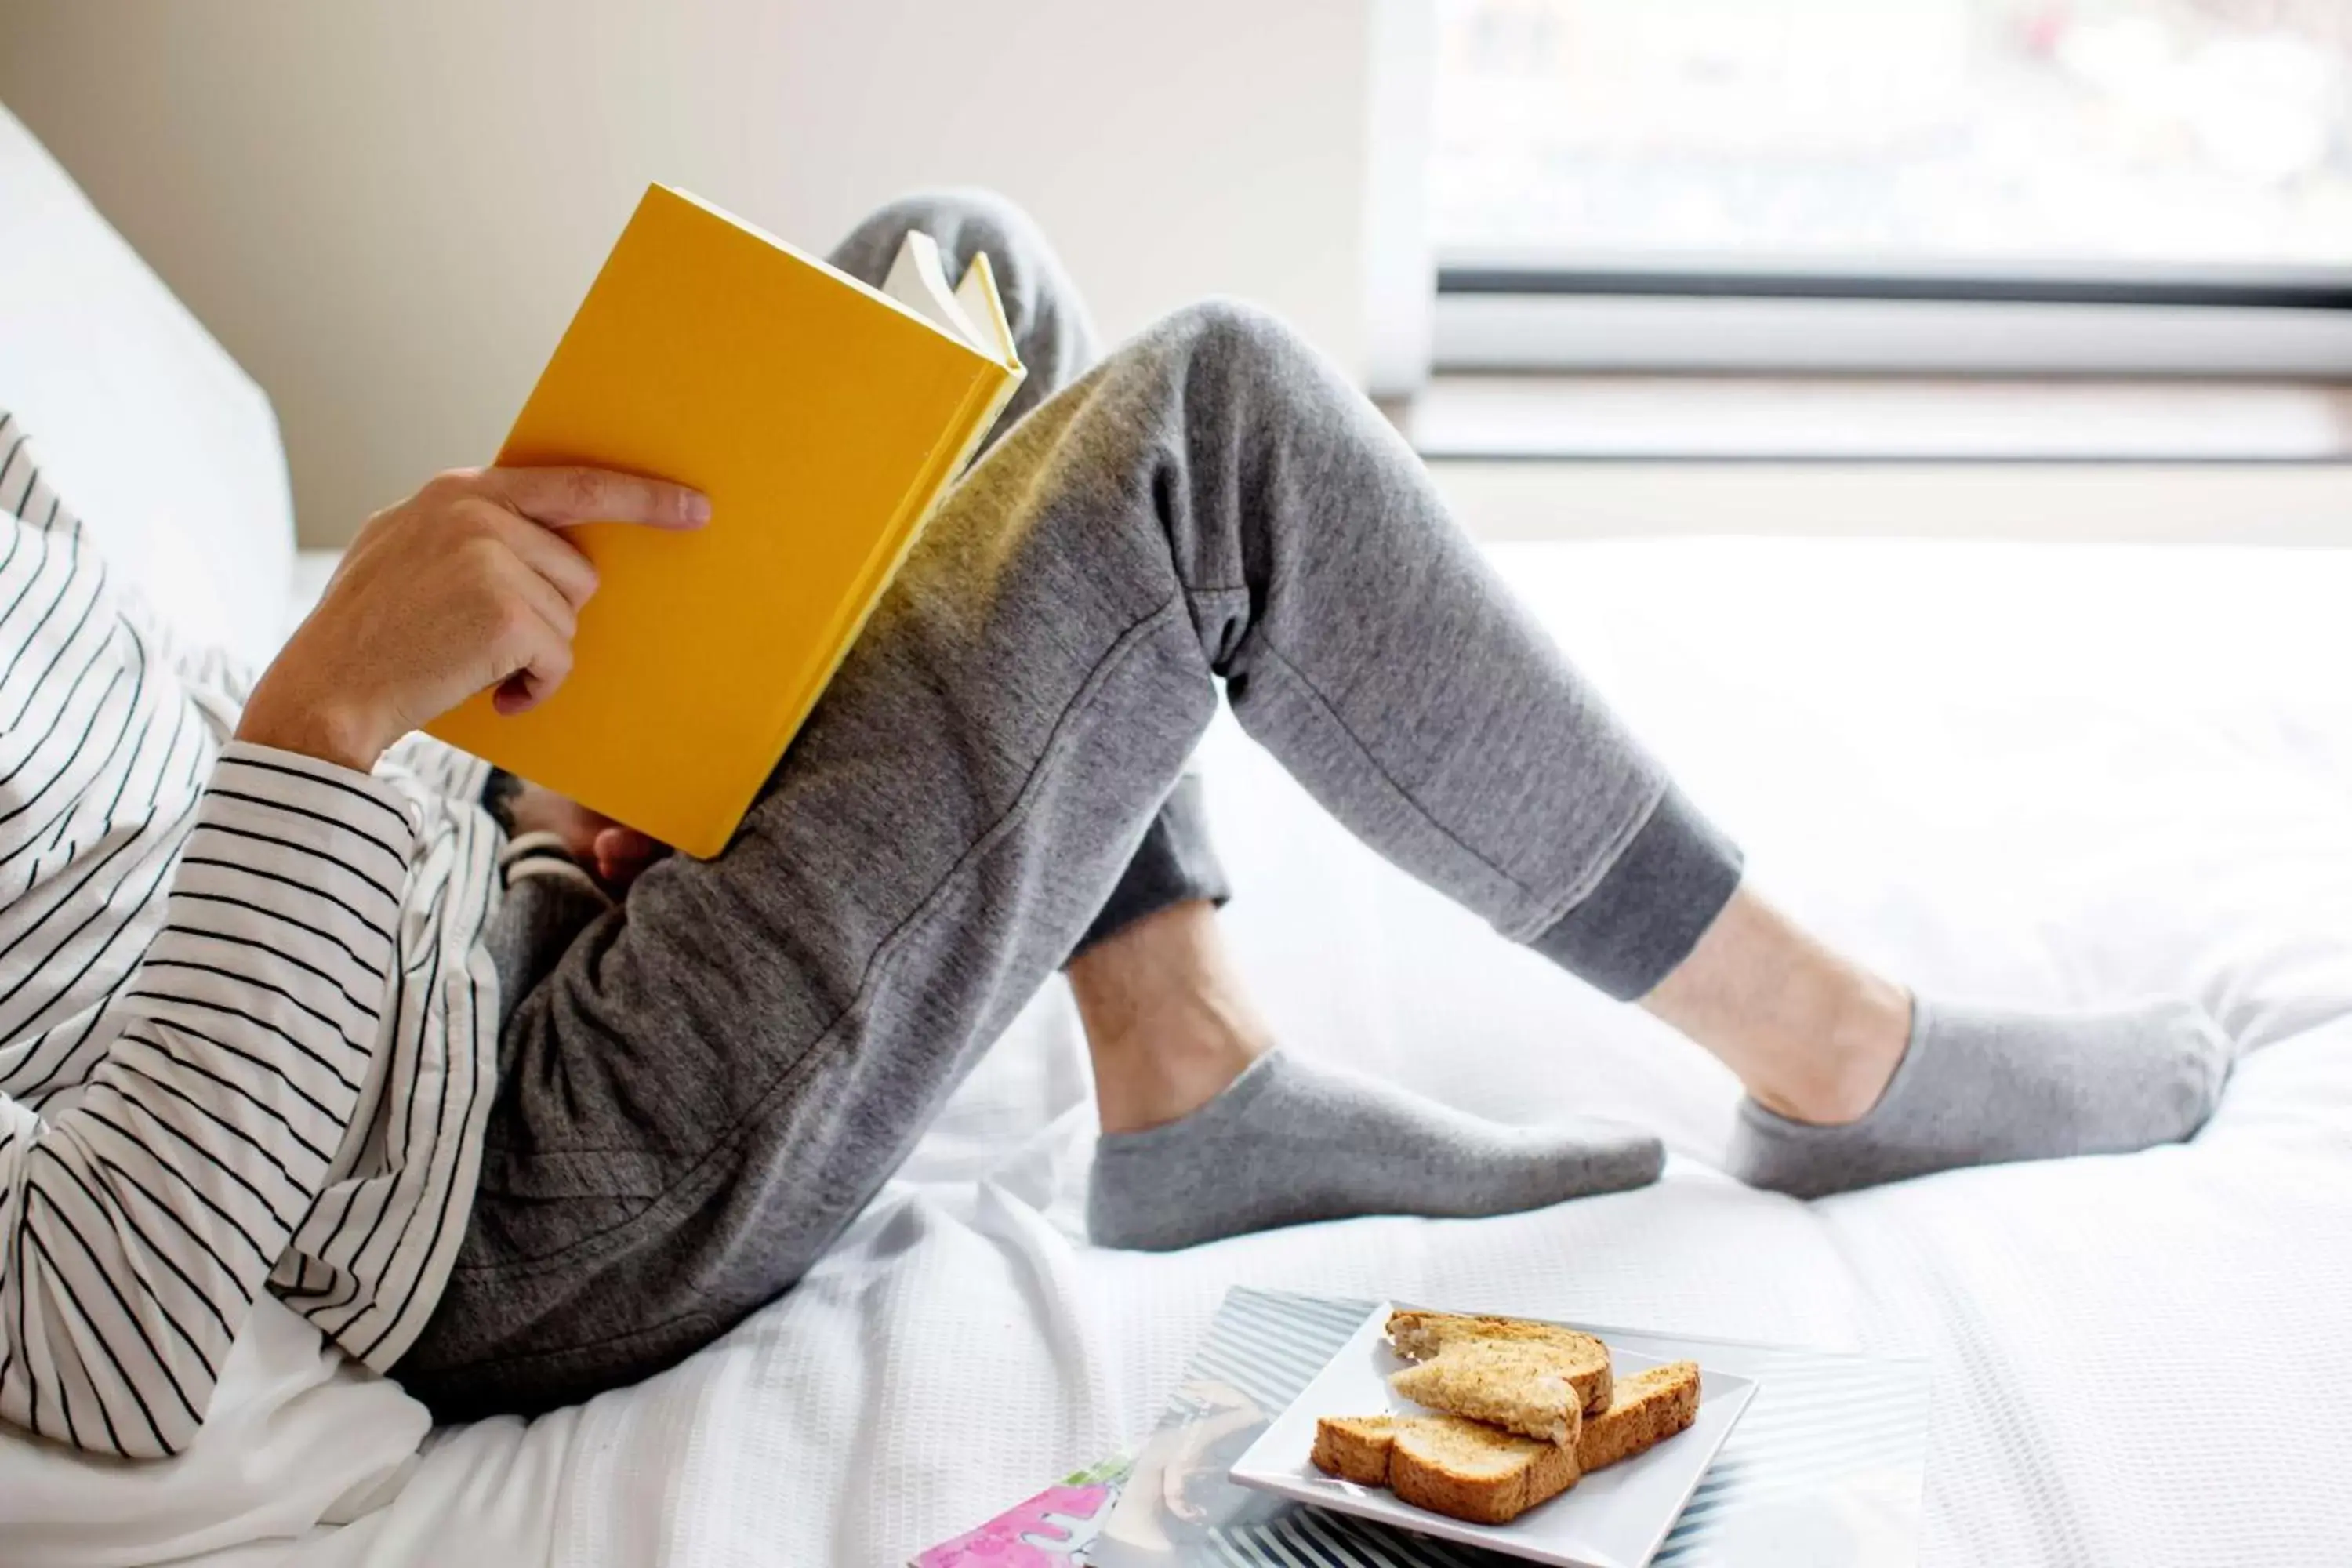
[0,411,502,1456]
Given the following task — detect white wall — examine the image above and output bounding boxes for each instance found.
[0,0,1380,545]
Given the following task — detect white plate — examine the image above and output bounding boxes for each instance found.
[1226,1302,1758,1568]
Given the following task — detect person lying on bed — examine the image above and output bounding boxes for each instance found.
[0,192,2234,1454]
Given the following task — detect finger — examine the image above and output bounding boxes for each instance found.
[491,627,573,713]
[453,498,600,612]
[491,630,570,713]
[495,551,579,645]
[470,466,710,532]
[487,580,577,716]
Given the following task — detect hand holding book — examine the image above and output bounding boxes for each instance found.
[240,466,708,775]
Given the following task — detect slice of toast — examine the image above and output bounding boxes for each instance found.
[1391,1415,1581,1526]
[1389,1341,1588,1445]
[1312,1414,1581,1526]
[1310,1414,1400,1485]
[1386,1308,1613,1416]
[1576,1360,1701,1472]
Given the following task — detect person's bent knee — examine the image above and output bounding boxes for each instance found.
[1125,298,1338,423]
[1152,296,1293,352]
[1142,297,1320,379]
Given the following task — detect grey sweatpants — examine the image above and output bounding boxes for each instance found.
[395,193,1742,1420]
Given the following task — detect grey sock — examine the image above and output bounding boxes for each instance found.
[1086,1051,1665,1251]
[1729,997,2234,1200]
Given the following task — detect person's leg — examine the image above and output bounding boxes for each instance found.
[1065,774,1231,960]
[833,193,1577,1209]
[1646,887,1911,1125]
[1652,887,2227,1198]
[883,181,1675,1244]
[1068,898,1660,1249]
[1068,900,1265,1136]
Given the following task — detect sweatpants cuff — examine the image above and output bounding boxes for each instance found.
[1069,774,1231,960]
[1528,786,1743,1001]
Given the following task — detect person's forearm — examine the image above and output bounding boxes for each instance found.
[0,460,702,1455]
[0,742,412,1457]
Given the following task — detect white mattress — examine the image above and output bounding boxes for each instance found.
[16,536,2352,1566]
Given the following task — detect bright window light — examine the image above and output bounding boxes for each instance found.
[1432,0,2352,273]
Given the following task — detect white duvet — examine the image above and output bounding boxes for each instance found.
[9,537,2352,1567]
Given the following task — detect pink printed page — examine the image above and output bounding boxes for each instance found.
[911,1482,1117,1566]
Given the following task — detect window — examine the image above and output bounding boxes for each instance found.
[1421,1,2352,376]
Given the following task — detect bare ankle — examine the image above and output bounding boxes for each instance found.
[1088,1028,1259,1134]
[1749,977,1911,1125]
[1642,887,1913,1127]
[1068,902,1271,1134]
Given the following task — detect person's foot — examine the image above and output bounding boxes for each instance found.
[1727,997,2234,1199]
[1086,1051,1665,1251]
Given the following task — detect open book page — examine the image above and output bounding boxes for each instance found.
[880,230,1015,365]
[950,251,1014,363]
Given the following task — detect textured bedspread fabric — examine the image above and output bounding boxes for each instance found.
[10,537,2352,1566]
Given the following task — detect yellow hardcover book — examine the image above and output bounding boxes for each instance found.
[426,184,1025,857]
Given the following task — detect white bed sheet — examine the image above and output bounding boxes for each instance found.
[18,536,2352,1567]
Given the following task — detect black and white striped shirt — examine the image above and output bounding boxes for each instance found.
[0,412,501,1457]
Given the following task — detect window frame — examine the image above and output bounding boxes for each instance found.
[1429,263,2352,379]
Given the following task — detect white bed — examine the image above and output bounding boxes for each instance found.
[8,102,2352,1568]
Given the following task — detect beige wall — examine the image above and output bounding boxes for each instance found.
[0,1,1378,545]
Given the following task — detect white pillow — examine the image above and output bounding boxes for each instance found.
[0,100,295,672]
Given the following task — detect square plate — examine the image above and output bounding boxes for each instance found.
[1226,1302,1758,1568]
